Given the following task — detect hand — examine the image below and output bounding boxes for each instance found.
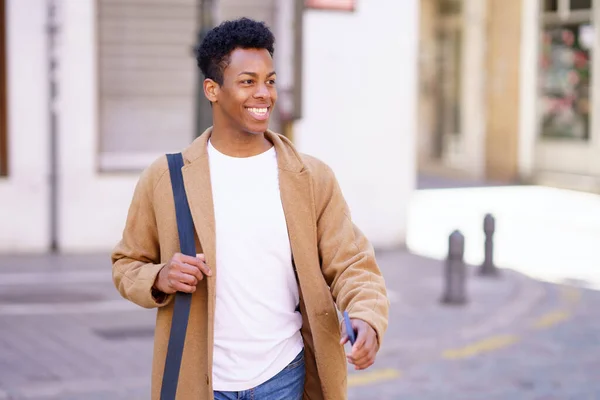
[154,253,212,295]
[340,318,378,370]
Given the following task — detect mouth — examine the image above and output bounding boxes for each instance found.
[245,107,270,121]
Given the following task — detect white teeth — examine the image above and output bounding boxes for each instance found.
[247,107,268,114]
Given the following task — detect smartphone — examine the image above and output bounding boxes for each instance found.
[343,311,356,346]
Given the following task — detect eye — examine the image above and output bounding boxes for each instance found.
[267,79,276,85]
[241,79,254,85]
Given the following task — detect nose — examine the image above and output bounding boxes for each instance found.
[253,82,270,100]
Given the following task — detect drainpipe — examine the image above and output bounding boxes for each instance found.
[47,0,59,252]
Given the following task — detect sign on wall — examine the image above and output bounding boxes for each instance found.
[305,0,355,12]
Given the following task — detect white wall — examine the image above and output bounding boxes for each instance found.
[518,0,539,181]
[294,0,418,248]
[5,0,418,252]
[0,0,50,252]
[58,0,138,252]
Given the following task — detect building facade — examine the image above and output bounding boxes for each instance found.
[418,0,600,192]
[0,0,417,253]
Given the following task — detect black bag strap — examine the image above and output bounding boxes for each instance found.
[161,153,195,400]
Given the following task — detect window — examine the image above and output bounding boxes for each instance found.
[97,0,198,171]
[544,0,591,12]
[539,0,593,140]
[439,0,462,15]
[570,0,592,10]
[0,0,7,176]
[544,0,559,11]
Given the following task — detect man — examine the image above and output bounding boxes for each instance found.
[112,17,388,400]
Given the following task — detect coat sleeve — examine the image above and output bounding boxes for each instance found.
[111,162,175,309]
[313,162,389,347]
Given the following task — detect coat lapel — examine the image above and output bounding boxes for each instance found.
[272,132,341,396]
[181,154,216,271]
[180,128,216,271]
[264,131,320,299]
[180,129,217,370]
[278,168,316,276]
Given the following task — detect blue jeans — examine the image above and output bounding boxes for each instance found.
[213,349,305,400]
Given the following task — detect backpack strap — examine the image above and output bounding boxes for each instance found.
[161,153,195,400]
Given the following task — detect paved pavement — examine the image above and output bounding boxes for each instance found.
[2,175,600,399]
[1,246,597,399]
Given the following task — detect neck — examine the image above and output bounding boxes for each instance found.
[209,122,272,158]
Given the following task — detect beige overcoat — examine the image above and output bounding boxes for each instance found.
[111,128,389,399]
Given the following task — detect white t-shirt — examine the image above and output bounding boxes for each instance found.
[207,140,304,391]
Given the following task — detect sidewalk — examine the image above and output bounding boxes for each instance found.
[0,249,548,399]
[409,175,600,290]
[374,250,546,363]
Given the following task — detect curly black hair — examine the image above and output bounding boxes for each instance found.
[196,17,275,85]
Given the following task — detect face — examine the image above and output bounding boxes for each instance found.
[205,48,277,135]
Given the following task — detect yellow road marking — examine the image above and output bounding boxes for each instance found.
[442,334,519,360]
[560,286,581,306]
[532,310,570,329]
[348,368,401,387]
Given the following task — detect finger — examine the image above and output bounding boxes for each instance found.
[349,349,368,364]
[347,350,370,365]
[179,263,206,282]
[175,271,199,286]
[346,355,373,370]
[349,340,378,366]
[339,321,348,345]
[349,349,376,367]
[196,260,212,277]
[340,334,348,346]
[170,280,196,294]
[349,345,376,364]
[357,353,376,369]
[349,330,376,363]
[183,256,212,277]
[353,359,375,371]
[179,254,212,276]
[350,323,368,356]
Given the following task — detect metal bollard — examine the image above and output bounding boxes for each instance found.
[441,230,467,305]
[478,213,500,277]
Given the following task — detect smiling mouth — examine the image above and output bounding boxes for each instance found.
[246,107,270,121]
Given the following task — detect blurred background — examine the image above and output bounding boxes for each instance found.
[1,0,600,399]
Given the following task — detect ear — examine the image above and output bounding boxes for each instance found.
[203,78,219,103]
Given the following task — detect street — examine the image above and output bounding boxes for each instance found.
[1,180,599,399]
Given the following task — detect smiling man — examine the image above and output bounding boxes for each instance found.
[112,17,389,400]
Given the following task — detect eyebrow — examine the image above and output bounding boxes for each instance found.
[238,71,277,78]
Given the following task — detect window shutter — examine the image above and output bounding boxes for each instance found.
[98,0,197,171]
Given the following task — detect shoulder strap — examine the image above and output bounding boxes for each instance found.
[161,153,195,400]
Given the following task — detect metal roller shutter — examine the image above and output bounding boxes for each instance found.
[97,0,198,171]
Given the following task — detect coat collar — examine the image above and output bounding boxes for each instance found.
[182,126,305,173]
